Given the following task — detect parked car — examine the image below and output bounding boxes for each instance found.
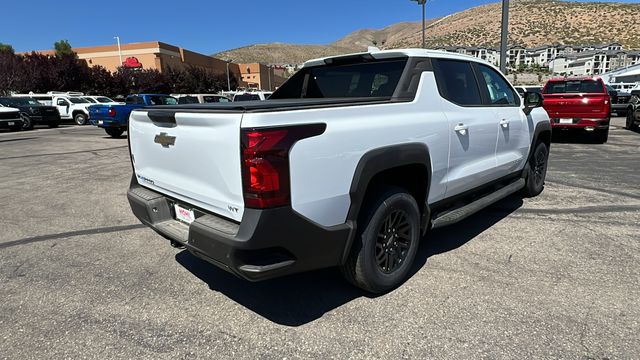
[0,105,23,131]
[625,89,640,131]
[232,91,272,101]
[542,76,611,143]
[0,97,60,130]
[81,96,122,105]
[609,89,631,117]
[126,49,551,293]
[89,94,178,138]
[173,94,232,104]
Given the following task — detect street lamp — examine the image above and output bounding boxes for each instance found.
[499,0,510,74]
[114,36,122,66]
[411,0,427,49]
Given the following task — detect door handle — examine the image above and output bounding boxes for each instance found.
[499,119,510,128]
[454,123,468,134]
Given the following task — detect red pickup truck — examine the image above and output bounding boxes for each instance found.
[542,76,611,143]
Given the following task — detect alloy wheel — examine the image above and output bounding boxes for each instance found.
[375,209,412,274]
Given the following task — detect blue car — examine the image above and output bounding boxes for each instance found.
[89,94,178,137]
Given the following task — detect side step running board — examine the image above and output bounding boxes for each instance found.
[431,179,525,229]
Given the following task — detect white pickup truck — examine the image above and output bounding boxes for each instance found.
[127,49,551,293]
[53,95,92,125]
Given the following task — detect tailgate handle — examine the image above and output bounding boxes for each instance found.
[147,111,176,127]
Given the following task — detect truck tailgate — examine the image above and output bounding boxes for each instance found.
[129,109,245,222]
[543,93,609,118]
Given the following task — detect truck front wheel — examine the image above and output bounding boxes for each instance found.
[105,128,124,138]
[522,142,549,198]
[340,187,420,294]
[74,113,88,126]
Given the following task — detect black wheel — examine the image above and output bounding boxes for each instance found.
[626,111,638,131]
[341,187,420,294]
[522,142,549,198]
[105,128,124,138]
[74,113,88,125]
[20,114,34,130]
[594,129,609,143]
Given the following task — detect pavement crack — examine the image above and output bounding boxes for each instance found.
[0,224,146,249]
[546,178,640,200]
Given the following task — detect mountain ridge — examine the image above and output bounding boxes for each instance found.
[214,0,640,64]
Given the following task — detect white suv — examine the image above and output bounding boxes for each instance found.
[126,49,551,293]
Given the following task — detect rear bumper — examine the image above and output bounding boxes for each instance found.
[29,114,60,124]
[611,104,628,111]
[90,118,126,128]
[127,180,353,281]
[551,118,609,131]
[0,118,22,128]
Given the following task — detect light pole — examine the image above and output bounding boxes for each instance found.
[499,0,510,74]
[224,58,233,91]
[411,0,427,49]
[114,36,122,66]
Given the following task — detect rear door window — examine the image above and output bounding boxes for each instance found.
[433,59,483,106]
[544,80,604,94]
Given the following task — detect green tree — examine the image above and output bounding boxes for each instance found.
[0,43,14,54]
[54,40,74,57]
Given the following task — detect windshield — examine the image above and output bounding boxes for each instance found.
[83,97,97,103]
[68,97,90,104]
[96,97,114,103]
[2,97,40,106]
[270,58,407,99]
[148,96,178,105]
[544,80,604,94]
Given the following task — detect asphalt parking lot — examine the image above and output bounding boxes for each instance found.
[1,119,638,359]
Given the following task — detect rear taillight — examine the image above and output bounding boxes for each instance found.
[241,124,325,209]
[108,108,116,117]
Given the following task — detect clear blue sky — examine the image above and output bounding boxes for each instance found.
[2,0,636,54]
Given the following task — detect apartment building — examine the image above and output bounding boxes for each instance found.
[435,42,639,76]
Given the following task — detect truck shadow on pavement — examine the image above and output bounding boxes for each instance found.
[175,196,523,327]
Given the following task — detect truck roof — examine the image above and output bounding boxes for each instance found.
[547,76,603,82]
[303,48,496,68]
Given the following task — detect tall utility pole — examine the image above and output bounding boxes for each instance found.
[499,0,510,74]
[114,36,122,66]
[411,0,427,49]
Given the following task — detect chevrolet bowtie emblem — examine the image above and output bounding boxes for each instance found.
[154,132,176,147]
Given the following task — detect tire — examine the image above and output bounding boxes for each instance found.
[20,114,34,130]
[594,129,609,144]
[522,142,549,198]
[105,128,124,138]
[340,187,421,294]
[626,111,638,131]
[74,113,88,126]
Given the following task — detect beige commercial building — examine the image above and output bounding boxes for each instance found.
[29,41,245,86]
[238,63,287,91]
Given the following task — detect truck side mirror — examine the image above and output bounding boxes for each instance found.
[523,92,543,116]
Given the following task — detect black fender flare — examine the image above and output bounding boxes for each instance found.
[341,143,432,262]
[529,120,552,159]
